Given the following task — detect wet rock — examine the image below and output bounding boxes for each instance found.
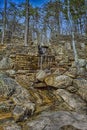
[54,89,87,113]
[36,70,47,82]
[13,102,35,121]
[25,111,87,130]
[73,79,87,101]
[3,123,22,130]
[45,75,72,88]
[0,57,13,70]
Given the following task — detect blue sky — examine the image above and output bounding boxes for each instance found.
[30,0,46,7]
[0,0,49,8]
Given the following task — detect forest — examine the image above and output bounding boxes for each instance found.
[0,0,87,130]
[0,0,87,45]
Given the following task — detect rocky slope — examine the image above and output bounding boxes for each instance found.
[0,38,87,130]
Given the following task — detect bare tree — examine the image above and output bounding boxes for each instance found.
[1,0,7,44]
[24,0,29,46]
[67,0,79,69]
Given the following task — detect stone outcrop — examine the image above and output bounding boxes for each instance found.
[45,75,73,88]
[25,111,87,130]
[0,74,36,121]
[54,89,87,113]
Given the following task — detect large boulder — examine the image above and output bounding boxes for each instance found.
[25,111,87,130]
[36,70,47,82]
[54,89,87,113]
[0,57,14,70]
[73,79,87,101]
[45,75,73,88]
[0,73,36,121]
[0,74,16,97]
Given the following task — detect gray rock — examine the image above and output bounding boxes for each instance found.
[3,123,22,130]
[0,57,13,69]
[13,102,35,121]
[77,68,85,75]
[0,77,16,97]
[0,74,36,121]
[23,102,36,115]
[0,73,31,101]
[65,67,77,78]
[45,75,73,88]
[36,70,47,82]
[73,79,87,101]
[25,111,87,130]
[54,89,87,113]
[0,100,14,113]
[13,105,26,121]
[72,59,86,68]
[6,70,16,77]
[78,59,86,67]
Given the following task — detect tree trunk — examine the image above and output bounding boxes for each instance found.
[67,0,78,68]
[85,0,87,35]
[1,0,7,44]
[24,0,29,46]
